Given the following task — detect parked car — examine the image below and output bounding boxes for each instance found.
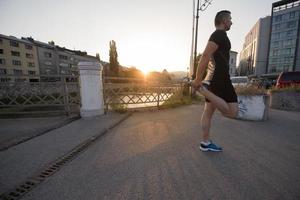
[276,71,300,88]
[230,76,249,87]
[250,77,274,89]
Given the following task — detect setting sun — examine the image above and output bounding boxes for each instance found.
[140,67,150,76]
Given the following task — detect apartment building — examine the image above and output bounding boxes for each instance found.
[238,16,271,76]
[229,51,238,77]
[0,34,99,82]
[21,37,99,81]
[0,34,40,82]
[267,0,300,73]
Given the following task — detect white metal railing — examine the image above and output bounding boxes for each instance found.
[0,75,80,115]
[103,77,184,110]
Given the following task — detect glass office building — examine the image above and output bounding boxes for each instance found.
[267,0,300,73]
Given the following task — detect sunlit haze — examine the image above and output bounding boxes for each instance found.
[0,0,276,72]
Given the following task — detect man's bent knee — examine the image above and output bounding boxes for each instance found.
[222,109,238,119]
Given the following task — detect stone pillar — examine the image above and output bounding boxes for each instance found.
[78,61,104,117]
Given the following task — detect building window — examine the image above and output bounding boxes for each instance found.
[0,58,5,65]
[0,68,7,75]
[287,21,296,28]
[15,78,26,82]
[59,63,68,67]
[274,15,282,22]
[13,69,23,75]
[274,24,281,30]
[283,65,290,72]
[12,60,21,66]
[286,30,295,37]
[273,32,280,39]
[272,50,279,56]
[25,44,33,50]
[283,39,293,46]
[290,11,295,18]
[270,66,277,73]
[0,49,3,54]
[28,70,36,75]
[272,41,280,48]
[284,48,292,55]
[28,62,35,67]
[0,39,3,44]
[44,52,52,58]
[26,53,34,58]
[11,51,20,56]
[271,57,277,63]
[10,40,19,47]
[284,57,293,63]
[1,78,11,82]
[44,61,52,66]
[59,55,68,60]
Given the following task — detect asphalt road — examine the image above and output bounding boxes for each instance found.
[22,105,300,200]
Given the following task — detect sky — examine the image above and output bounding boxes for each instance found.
[0,0,276,73]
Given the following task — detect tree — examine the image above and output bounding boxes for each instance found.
[48,40,55,45]
[96,53,100,61]
[109,40,119,76]
[162,69,172,81]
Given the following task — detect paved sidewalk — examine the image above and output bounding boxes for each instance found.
[19,105,300,200]
[0,112,130,194]
[0,115,80,151]
[1,105,300,200]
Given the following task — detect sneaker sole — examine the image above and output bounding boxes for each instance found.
[199,146,222,152]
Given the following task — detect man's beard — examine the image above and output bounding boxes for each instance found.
[225,25,231,31]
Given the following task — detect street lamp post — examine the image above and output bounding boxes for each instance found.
[192,0,213,80]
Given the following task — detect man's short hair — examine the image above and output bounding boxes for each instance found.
[215,10,231,26]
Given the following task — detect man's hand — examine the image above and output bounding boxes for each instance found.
[191,79,202,91]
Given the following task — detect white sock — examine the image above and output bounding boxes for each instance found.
[201,141,211,145]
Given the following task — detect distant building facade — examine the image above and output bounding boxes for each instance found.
[0,34,40,82]
[22,37,99,81]
[267,0,300,74]
[238,16,271,76]
[229,51,238,77]
[0,34,99,82]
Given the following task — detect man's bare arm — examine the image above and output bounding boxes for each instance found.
[194,41,218,83]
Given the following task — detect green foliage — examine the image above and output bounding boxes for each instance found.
[269,85,300,92]
[234,85,267,95]
[119,67,144,78]
[147,70,172,83]
[160,92,196,108]
[192,94,205,103]
[110,103,127,113]
[109,40,119,76]
[96,53,100,61]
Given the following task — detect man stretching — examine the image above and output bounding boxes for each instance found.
[192,10,238,152]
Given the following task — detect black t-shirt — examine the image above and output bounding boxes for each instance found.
[208,29,231,82]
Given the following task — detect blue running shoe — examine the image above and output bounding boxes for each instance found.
[200,80,210,91]
[199,141,222,152]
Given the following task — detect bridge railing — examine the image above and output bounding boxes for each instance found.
[0,75,80,116]
[103,77,185,110]
[0,74,187,116]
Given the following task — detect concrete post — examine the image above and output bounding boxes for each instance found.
[78,61,104,117]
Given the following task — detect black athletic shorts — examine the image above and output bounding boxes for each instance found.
[205,81,238,103]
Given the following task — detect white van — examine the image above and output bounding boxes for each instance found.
[230,76,249,87]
